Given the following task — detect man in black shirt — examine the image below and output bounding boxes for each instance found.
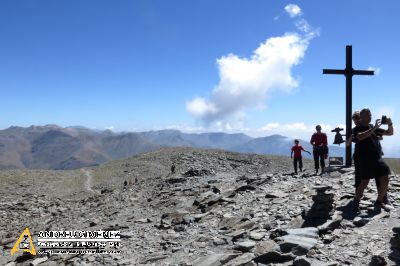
[353,108,394,212]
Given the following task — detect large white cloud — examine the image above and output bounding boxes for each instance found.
[187,4,318,128]
[187,33,309,125]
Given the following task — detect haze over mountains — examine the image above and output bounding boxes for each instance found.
[0,125,344,170]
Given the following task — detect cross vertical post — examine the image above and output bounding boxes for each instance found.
[323,45,374,167]
[345,46,352,168]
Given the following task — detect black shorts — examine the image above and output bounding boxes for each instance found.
[359,157,391,180]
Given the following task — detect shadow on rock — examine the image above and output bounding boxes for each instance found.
[389,227,400,264]
[336,200,358,221]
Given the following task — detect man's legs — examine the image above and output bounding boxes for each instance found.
[354,157,361,188]
[374,175,391,212]
[320,153,325,173]
[313,150,319,173]
[299,157,303,172]
[376,175,389,202]
[293,158,298,174]
[355,179,369,200]
[375,177,390,204]
[354,178,369,212]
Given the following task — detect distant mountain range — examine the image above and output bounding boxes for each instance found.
[0,125,344,170]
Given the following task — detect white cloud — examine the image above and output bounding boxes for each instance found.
[186,97,218,118]
[260,123,280,131]
[282,122,308,131]
[284,4,302,18]
[187,4,318,129]
[187,33,312,126]
[105,126,115,131]
[296,19,311,33]
[368,66,381,76]
[261,122,309,132]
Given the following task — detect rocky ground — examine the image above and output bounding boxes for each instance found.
[1,147,400,265]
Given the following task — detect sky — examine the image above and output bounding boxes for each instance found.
[1,1,400,156]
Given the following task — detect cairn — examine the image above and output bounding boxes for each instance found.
[303,185,335,220]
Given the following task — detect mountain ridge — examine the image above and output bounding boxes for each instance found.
[0,125,344,170]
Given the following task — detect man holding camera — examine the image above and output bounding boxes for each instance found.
[353,108,394,212]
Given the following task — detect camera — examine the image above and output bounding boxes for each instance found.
[381,115,387,124]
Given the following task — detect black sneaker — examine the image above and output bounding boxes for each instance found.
[374,201,392,212]
[374,201,382,213]
[383,195,395,211]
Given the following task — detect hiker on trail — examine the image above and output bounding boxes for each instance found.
[310,125,329,174]
[352,108,394,213]
[291,139,311,174]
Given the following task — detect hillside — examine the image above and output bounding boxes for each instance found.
[386,158,400,175]
[0,125,344,170]
[1,147,400,265]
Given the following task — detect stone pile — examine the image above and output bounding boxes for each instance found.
[303,185,335,220]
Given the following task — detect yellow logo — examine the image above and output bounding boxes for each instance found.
[11,228,36,256]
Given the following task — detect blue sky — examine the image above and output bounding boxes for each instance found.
[1,1,399,155]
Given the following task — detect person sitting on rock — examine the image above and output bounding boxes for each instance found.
[352,108,394,213]
[310,125,329,174]
[291,139,311,174]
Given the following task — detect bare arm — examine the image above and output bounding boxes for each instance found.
[382,118,394,136]
[301,146,311,154]
[357,120,381,141]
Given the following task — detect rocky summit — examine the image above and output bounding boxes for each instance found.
[1,147,400,265]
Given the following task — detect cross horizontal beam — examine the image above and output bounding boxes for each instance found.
[323,69,374,76]
[352,70,374,75]
[323,69,345,75]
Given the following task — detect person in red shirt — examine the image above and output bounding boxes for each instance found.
[291,139,311,174]
[310,125,329,174]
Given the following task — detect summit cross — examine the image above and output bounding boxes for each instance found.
[323,45,374,167]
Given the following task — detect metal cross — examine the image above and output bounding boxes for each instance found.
[323,45,374,167]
